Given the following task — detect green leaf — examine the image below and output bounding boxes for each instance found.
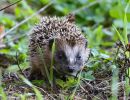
[82,71,95,80]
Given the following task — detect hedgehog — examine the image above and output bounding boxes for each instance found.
[29,14,90,81]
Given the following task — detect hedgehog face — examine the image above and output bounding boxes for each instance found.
[52,39,90,76]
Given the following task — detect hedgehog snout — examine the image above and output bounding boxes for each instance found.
[67,66,75,73]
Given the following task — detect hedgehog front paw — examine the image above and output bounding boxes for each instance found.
[29,71,43,80]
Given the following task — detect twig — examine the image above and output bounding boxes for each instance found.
[0,0,22,11]
[82,79,93,89]
[0,1,53,40]
[34,86,56,100]
[3,28,32,44]
[72,0,102,14]
[79,84,89,94]
[0,67,2,86]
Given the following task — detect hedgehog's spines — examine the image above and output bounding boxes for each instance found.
[29,15,90,81]
[29,15,87,56]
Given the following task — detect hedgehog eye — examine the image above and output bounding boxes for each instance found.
[76,55,81,60]
[58,54,63,59]
[57,50,66,60]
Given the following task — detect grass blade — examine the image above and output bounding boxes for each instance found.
[113,25,125,48]
[19,75,43,100]
[50,39,56,87]
[123,0,130,44]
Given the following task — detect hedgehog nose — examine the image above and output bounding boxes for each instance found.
[67,66,74,73]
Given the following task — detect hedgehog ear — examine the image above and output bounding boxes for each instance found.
[49,39,54,50]
[66,13,75,23]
